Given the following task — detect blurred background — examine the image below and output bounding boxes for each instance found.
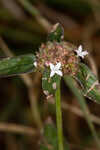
[0,0,100,149]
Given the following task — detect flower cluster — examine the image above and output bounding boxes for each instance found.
[36,42,88,78]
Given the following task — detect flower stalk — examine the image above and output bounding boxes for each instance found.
[55,80,64,150]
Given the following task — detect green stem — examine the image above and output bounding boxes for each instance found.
[55,81,64,150]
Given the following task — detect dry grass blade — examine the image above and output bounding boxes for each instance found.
[0,122,36,135]
[62,102,100,126]
[18,0,51,32]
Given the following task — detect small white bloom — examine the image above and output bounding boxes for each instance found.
[50,62,63,77]
[34,61,37,67]
[75,45,88,58]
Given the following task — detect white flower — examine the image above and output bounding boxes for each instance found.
[34,61,37,67]
[75,45,88,58]
[50,62,63,77]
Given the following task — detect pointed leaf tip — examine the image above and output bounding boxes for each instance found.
[47,23,64,42]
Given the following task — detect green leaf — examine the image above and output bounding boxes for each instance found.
[64,76,100,149]
[42,69,61,96]
[40,123,69,150]
[47,23,64,42]
[76,63,100,103]
[0,54,36,77]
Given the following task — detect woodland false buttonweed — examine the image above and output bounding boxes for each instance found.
[75,45,88,58]
[50,62,63,77]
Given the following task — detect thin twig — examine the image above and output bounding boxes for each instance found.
[62,102,100,126]
[37,2,79,29]
[0,122,36,135]
[48,98,100,126]
[18,0,51,32]
[28,85,43,128]
[1,0,26,20]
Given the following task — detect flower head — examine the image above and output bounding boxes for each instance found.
[75,45,88,58]
[50,62,63,77]
[37,41,79,76]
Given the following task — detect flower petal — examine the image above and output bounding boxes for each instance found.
[82,51,88,56]
[55,62,61,70]
[50,71,55,77]
[78,45,82,52]
[50,63,54,70]
[56,70,63,76]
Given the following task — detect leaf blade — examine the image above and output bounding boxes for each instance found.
[0,54,36,77]
[76,63,100,103]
